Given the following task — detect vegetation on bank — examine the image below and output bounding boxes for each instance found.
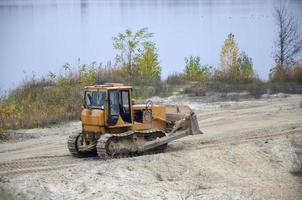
[0,28,165,135]
[1,4,302,135]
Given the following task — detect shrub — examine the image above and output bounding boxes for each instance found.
[166,73,185,85]
[218,34,256,83]
[269,63,287,82]
[113,28,154,79]
[183,82,206,96]
[135,43,161,81]
[291,63,302,83]
[95,62,124,84]
[270,62,302,83]
[0,63,109,131]
[0,60,167,133]
[238,52,254,81]
[184,56,209,81]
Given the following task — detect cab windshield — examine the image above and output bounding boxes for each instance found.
[84,91,106,109]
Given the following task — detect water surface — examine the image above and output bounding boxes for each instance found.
[1,0,302,90]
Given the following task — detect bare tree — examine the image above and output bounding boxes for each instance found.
[274,4,302,67]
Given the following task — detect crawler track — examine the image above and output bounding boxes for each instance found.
[96,129,168,159]
[68,132,96,157]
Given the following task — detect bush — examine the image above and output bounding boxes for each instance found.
[183,82,206,96]
[95,62,125,84]
[113,28,155,80]
[238,52,254,80]
[270,63,287,82]
[0,63,124,131]
[166,73,185,85]
[270,62,302,83]
[135,43,161,81]
[0,61,169,132]
[218,34,256,83]
[184,56,209,81]
[292,64,302,82]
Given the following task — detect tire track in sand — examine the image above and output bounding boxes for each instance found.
[0,155,98,176]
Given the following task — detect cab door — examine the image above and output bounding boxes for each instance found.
[119,90,132,123]
[107,89,132,126]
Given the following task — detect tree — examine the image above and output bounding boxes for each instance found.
[273,4,302,67]
[220,33,239,79]
[113,28,153,78]
[184,56,208,81]
[238,52,253,80]
[218,34,256,82]
[135,43,161,81]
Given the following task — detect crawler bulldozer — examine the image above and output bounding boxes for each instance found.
[68,83,202,158]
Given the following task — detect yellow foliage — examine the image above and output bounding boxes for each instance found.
[220,33,239,76]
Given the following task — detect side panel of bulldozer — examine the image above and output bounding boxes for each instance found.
[131,104,196,132]
[132,105,167,131]
[165,105,192,122]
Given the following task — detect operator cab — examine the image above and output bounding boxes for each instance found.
[84,84,133,127]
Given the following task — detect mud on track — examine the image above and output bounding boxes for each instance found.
[0,94,302,200]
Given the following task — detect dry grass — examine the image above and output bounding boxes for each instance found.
[0,64,167,134]
[1,61,301,135]
[270,63,302,83]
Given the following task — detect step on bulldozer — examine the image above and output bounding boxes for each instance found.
[68,83,203,158]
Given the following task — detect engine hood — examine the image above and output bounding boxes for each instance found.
[81,109,105,127]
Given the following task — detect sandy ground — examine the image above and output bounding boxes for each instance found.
[0,94,301,200]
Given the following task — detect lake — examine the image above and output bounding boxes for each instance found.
[1,0,302,90]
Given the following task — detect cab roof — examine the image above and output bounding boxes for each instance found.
[84,83,132,90]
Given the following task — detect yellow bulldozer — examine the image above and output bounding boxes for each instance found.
[68,83,202,158]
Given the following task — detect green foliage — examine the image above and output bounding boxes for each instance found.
[0,26,168,133]
[112,28,163,85]
[6,27,302,134]
[79,64,97,86]
[184,56,209,81]
[135,43,161,81]
[0,63,121,132]
[113,28,153,78]
[217,34,256,83]
[238,52,254,80]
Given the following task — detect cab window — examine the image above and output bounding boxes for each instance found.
[107,90,132,125]
[109,91,119,115]
[85,91,106,109]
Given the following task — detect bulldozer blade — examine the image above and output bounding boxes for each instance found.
[190,112,203,135]
[141,129,191,152]
[140,111,203,152]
